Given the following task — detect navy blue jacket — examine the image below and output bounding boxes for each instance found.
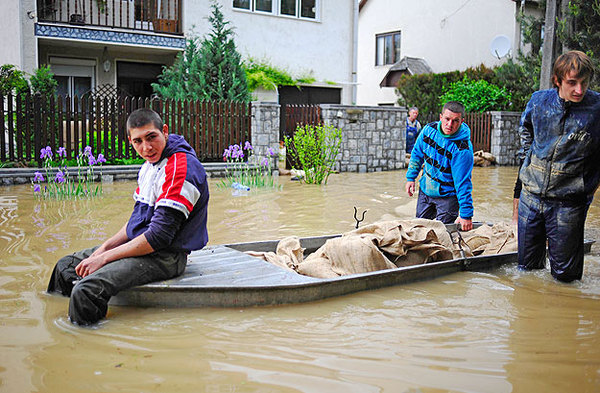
[519,88,600,202]
[127,134,209,253]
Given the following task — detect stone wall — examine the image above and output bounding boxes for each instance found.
[250,101,281,167]
[489,111,522,165]
[321,105,407,172]
[250,102,522,173]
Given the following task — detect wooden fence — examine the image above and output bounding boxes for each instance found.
[421,112,492,152]
[281,104,322,140]
[0,94,251,165]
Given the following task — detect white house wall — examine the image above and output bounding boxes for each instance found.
[357,0,518,106]
[0,0,38,74]
[185,0,356,104]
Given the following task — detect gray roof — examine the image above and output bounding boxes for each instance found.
[380,56,433,87]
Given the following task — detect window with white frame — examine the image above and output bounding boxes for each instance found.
[233,0,317,19]
[376,31,401,66]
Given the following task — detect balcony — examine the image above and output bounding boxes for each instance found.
[36,0,183,35]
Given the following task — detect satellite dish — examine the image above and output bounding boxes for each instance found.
[490,35,511,59]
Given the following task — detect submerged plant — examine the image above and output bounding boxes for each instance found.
[284,123,342,185]
[32,145,106,199]
[218,141,280,191]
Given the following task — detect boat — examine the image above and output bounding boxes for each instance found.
[110,226,595,308]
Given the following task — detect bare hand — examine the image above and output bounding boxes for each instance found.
[75,255,107,278]
[455,217,473,231]
[405,181,416,197]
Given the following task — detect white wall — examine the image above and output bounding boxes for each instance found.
[0,0,25,69]
[184,0,356,104]
[357,0,518,106]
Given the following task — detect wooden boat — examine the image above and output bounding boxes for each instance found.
[110,229,594,308]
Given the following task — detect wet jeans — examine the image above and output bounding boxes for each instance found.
[416,191,459,224]
[518,189,589,282]
[47,246,187,325]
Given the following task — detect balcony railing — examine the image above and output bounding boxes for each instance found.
[36,0,182,35]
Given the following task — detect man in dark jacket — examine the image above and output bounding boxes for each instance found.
[47,108,209,324]
[518,50,600,282]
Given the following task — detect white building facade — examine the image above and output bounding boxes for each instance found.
[1,0,357,104]
[357,0,530,106]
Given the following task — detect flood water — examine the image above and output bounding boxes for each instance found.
[1,166,599,393]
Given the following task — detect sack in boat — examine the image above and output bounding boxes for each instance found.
[249,219,516,278]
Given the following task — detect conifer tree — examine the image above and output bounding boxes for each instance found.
[153,1,250,102]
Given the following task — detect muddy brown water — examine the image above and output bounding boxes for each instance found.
[1,167,599,392]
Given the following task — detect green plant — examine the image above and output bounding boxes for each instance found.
[0,64,29,95]
[244,58,296,91]
[439,77,512,113]
[557,0,600,89]
[30,65,58,96]
[217,141,280,190]
[33,145,106,199]
[153,1,250,102]
[284,124,341,185]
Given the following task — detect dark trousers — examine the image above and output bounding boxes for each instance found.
[47,246,187,325]
[517,190,589,282]
[416,191,459,224]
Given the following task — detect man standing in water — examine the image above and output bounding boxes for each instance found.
[405,106,422,155]
[405,101,474,231]
[517,50,600,282]
[47,108,209,325]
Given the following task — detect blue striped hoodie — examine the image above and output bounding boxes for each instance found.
[406,121,474,219]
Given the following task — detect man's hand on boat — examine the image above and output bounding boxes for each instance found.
[455,217,473,231]
[75,254,108,278]
[405,181,416,197]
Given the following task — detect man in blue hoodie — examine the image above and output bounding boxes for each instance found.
[517,50,600,282]
[47,108,209,325]
[405,101,474,231]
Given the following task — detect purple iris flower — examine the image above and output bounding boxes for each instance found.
[88,155,97,166]
[223,148,231,158]
[57,147,67,158]
[244,141,253,151]
[267,148,276,157]
[33,171,44,182]
[40,146,53,160]
[96,154,106,164]
[55,171,66,184]
[261,157,269,167]
[33,184,41,193]
[84,146,92,157]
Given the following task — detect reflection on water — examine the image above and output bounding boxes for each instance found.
[0,167,599,392]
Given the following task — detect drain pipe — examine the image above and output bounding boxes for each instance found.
[351,0,359,105]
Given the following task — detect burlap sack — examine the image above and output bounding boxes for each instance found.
[248,219,517,278]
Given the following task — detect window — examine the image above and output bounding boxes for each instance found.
[376,31,401,66]
[233,0,317,19]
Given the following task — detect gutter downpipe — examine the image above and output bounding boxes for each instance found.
[352,0,359,105]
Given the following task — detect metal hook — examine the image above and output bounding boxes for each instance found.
[353,206,367,229]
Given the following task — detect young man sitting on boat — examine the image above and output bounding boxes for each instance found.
[47,108,210,325]
[404,101,474,231]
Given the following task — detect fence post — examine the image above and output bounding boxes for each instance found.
[0,95,5,162]
[33,94,42,166]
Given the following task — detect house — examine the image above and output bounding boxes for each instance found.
[0,0,357,105]
[356,0,543,107]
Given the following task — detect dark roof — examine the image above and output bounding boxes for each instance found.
[380,57,433,88]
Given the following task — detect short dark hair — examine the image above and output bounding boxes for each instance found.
[552,50,594,87]
[126,108,164,135]
[442,101,465,117]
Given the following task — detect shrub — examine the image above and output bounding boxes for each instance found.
[439,77,512,113]
[284,124,342,185]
